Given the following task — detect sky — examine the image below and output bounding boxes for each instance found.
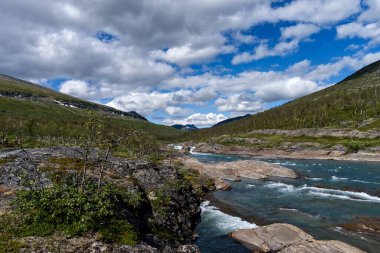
[1,0,380,127]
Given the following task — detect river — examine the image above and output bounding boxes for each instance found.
[192,153,380,253]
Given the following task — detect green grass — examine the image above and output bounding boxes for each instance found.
[213,133,380,152]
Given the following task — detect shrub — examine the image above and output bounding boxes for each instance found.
[12,175,139,245]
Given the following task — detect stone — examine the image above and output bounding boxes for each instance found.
[229,223,366,253]
[229,223,313,252]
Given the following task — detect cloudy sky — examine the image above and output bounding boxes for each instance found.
[1,0,380,127]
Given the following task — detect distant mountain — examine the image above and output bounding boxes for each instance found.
[212,114,251,127]
[183,59,380,140]
[0,74,182,139]
[171,124,198,131]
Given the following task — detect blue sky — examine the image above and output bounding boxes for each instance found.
[1,0,380,127]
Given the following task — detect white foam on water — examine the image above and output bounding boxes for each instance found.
[200,201,257,234]
[263,182,380,203]
[351,179,380,185]
[263,182,295,192]
[303,186,380,203]
[189,147,211,155]
[331,176,348,181]
[307,177,323,181]
[246,184,256,188]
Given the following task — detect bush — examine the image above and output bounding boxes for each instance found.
[12,176,139,245]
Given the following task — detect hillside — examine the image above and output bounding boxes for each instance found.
[212,114,251,127]
[0,74,182,141]
[171,124,198,131]
[184,60,380,141]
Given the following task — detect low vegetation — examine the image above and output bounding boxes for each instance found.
[212,133,380,152]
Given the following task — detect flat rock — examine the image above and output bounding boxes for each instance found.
[229,223,366,253]
[279,240,365,253]
[179,158,297,190]
[229,223,313,252]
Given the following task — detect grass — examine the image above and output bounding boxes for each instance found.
[212,133,380,152]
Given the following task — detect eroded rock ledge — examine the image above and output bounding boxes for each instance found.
[178,157,297,190]
[229,223,365,253]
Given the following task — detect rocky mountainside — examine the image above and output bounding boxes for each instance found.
[0,74,182,140]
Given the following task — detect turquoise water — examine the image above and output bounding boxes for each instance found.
[193,153,380,253]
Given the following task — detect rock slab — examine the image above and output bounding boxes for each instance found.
[229,223,366,253]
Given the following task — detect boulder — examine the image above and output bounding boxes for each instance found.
[229,223,313,252]
[229,223,365,253]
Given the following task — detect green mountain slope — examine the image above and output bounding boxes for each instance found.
[184,60,380,140]
[0,74,182,140]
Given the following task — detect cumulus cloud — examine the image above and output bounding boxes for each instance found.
[216,94,264,113]
[232,23,320,64]
[151,44,234,67]
[163,113,227,127]
[337,22,380,43]
[60,80,99,100]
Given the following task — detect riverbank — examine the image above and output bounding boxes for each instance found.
[191,142,380,162]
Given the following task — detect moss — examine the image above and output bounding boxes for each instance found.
[47,157,86,171]
[99,220,139,245]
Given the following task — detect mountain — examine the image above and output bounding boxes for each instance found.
[212,114,251,127]
[183,59,380,140]
[0,74,182,140]
[171,124,198,131]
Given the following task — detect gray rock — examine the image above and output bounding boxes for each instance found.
[229,223,366,253]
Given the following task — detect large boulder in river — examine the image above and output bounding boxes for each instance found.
[229,223,365,253]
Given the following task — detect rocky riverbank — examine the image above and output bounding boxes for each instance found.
[191,142,380,162]
[177,157,297,190]
[0,147,201,253]
[229,223,365,253]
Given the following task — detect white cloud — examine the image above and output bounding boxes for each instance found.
[305,52,380,80]
[216,94,264,113]
[151,44,234,66]
[163,113,227,127]
[60,80,99,100]
[281,23,320,40]
[286,59,312,75]
[254,77,320,102]
[107,92,172,116]
[165,106,193,116]
[233,23,320,64]
[232,32,257,44]
[337,22,380,43]
[359,0,380,22]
